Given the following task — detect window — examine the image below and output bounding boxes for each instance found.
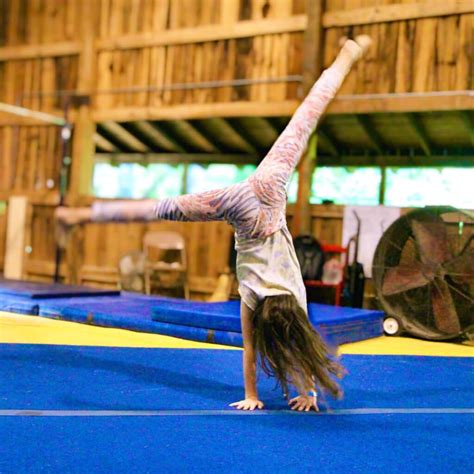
[93,163,185,199]
[385,168,474,208]
[92,162,474,210]
[187,164,256,194]
[310,167,381,206]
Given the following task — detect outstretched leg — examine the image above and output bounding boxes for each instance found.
[55,183,239,227]
[250,36,372,207]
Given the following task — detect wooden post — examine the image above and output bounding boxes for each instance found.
[4,196,29,279]
[291,0,324,237]
[379,166,387,205]
[293,134,318,236]
[68,0,97,203]
[63,0,97,284]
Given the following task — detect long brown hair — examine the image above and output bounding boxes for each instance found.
[252,294,345,398]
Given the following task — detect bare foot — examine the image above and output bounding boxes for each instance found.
[55,206,90,227]
[339,35,372,62]
[354,35,372,56]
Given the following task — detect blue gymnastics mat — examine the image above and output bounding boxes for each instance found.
[0,280,383,347]
[0,278,119,298]
[151,300,384,345]
[38,295,381,347]
[0,345,472,473]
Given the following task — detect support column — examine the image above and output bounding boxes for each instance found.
[293,134,318,235]
[291,0,324,236]
[68,0,97,205]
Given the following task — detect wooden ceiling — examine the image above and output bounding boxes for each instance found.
[94,109,474,168]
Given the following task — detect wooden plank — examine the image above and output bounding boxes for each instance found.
[4,196,29,279]
[323,1,474,27]
[456,13,473,90]
[412,18,437,92]
[0,42,81,61]
[96,15,307,50]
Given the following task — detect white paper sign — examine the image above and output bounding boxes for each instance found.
[342,205,401,278]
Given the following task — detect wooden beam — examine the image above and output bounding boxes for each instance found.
[92,101,300,123]
[0,109,77,127]
[93,133,119,152]
[0,42,81,61]
[100,122,149,152]
[292,0,324,236]
[0,102,66,126]
[323,1,474,27]
[132,121,186,153]
[69,0,98,201]
[405,113,433,156]
[92,92,473,125]
[302,0,324,96]
[354,114,385,155]
[94,153,259,165]
[97,16,307,51]
[328,91,474,114]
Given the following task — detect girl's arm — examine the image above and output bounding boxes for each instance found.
[229,301,264,410]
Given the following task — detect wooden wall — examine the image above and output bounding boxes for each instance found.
[0,0,472,296]
[323,0,473,94]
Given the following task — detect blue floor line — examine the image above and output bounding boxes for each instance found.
[1,408,473,417]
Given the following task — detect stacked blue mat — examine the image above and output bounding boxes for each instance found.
[0,278,384,347]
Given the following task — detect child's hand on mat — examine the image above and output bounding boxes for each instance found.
[229,398,264,410]
[289,394,319,412]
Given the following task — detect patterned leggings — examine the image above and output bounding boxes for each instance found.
[93,62,350,240]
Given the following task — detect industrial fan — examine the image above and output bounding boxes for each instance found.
[372,206,473,340]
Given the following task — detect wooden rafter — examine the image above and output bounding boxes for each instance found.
[161,120,221,153]
[234,117,280,149]
[99,122,149,152]
[93,133,119,153]
[405,113,432,156]
[192,118,258,155]
[132,121,186,153]
[354,114,385,155]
